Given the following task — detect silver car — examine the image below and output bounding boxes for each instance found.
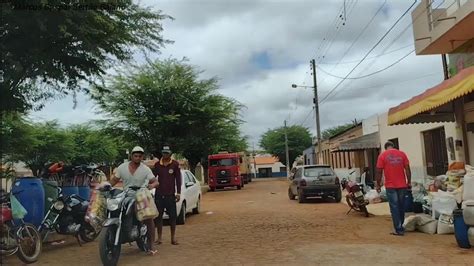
[288,165,342,203]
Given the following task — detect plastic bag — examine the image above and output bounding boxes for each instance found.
[364,189,380,203]
[416,214,438,234]
[437,213,454,234]
[85,188,107,231]
[136,189,158,221]
[431,191,457,218]
[403,215,419,232]
[10,194,28,219]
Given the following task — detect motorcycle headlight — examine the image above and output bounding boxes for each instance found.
[53,201,65,211]
[107,199,120,211]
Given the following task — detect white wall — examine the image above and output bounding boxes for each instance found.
[378,112,463,183]
[256,162,285,173]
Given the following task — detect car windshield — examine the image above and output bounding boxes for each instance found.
[304,167,334,177]
[210,158,237,167]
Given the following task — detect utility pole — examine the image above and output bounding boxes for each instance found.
[284,120,290,178]
[311,59,322,164]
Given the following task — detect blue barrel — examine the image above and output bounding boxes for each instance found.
[404,189,414,212]
[61,186,79,197]
[11,178,45,227]
[453,209,471,249]
[78,186,91,200]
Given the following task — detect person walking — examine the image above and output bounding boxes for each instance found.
[108,146,159,255]
[375,141,411,236]
[153,145,182,245]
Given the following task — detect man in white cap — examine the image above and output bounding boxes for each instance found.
[109,146,159,255]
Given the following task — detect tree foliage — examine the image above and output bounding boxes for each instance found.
[259,125,312,166]
[94,59,248,168]
[1,0,171,114]
[322,123,357,140]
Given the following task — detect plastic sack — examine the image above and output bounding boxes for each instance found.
[431,191,457,218]
[135,188,158,222]
[411,182,427,203]
[437,213,454,234]
[468,228,474,246]
[403,215,419,232]
[10,194,28,220]
[463,174,474,201]
[416,214,438,234]
[85,188,107,231]
[364,190,381,203]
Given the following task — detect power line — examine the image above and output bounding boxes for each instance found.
[299,107,314,127]
[316,49,415,80]
[318,0,418,105]
[318,43,413,65]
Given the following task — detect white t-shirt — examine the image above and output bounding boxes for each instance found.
[115,162,155,189]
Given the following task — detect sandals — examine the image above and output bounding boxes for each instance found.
[171,240,179,245]
[390,232,404,236]
[147,250,158,256]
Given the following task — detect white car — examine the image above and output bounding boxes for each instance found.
[152,170,202,225]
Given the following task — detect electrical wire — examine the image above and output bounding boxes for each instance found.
[318,1,418,105]
[299,107,314,127]
[316,48,415,80]
[318,43,413,65]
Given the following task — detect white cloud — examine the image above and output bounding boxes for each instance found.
[34,0,446,148]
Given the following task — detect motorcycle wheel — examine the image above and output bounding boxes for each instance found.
[79,223,99,243]
[345,195,359,211]
[136,224,149,252]
[99,226,121,266]
[15,223,42,264]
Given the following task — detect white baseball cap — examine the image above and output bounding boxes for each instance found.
[131,146,145,154]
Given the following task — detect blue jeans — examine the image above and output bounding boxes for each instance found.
[386,188,407,234]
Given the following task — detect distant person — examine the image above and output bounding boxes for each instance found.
[375,141,411,236]
[153,145,181,246]
[49,161,65,174]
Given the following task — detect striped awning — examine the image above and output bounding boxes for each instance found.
[388,66,474,125]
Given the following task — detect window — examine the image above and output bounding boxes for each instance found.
[186,172,196,184]
[209,158,237,167]
[295,168,303,179]
[280,167,287,173]
[304,167,335,177]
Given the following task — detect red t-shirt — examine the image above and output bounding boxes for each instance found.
[376,149,409,189]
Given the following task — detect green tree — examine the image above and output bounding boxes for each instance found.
[1,0,171,114]
[11,121,75,176]
[94,59,247,169]
[68,125,122,165]
[259,125,312,166]
[0,112,34,160]
[321,120,359,140]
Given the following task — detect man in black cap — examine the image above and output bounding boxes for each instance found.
[153,145,182,245]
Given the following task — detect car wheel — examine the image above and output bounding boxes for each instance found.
[288,187,296,200]
[298,191,306,203]
[237,185,241,190]
[335,189,342,203]
[192,197,200,214]
[177,202,186,225]
[209,187,215,192]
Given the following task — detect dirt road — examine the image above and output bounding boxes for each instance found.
[4,178,473,265]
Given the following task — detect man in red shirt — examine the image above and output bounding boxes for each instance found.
[153,146,182,245]
[376,141,411,236]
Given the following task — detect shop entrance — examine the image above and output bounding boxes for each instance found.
[423,127,449,176]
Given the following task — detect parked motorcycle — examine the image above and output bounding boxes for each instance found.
[38,185,99,244]
[0,189,42,264]
[99,186,149,266]
[343,179,369,217]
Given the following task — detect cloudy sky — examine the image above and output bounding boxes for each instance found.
[33,0,446,147]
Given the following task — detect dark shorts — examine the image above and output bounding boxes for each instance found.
[155,195,177,221]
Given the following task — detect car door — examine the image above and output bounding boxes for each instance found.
[184,171,199,209]
[187,171,200,207]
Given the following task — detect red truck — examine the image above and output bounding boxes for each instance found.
[208,152,244,191]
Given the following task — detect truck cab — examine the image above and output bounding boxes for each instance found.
[208,153,244,191]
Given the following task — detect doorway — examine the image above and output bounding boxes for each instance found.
[423,127,449,176]
[258,168,272,178]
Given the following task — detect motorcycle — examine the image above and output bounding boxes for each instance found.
[38,185,99,244]
[340,170,369,217]
[343,179,369,217]
[99,186,149,266]
[0,189,42,264]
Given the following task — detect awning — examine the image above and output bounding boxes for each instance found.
[333,133,380,152]
[388,66,474,125]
